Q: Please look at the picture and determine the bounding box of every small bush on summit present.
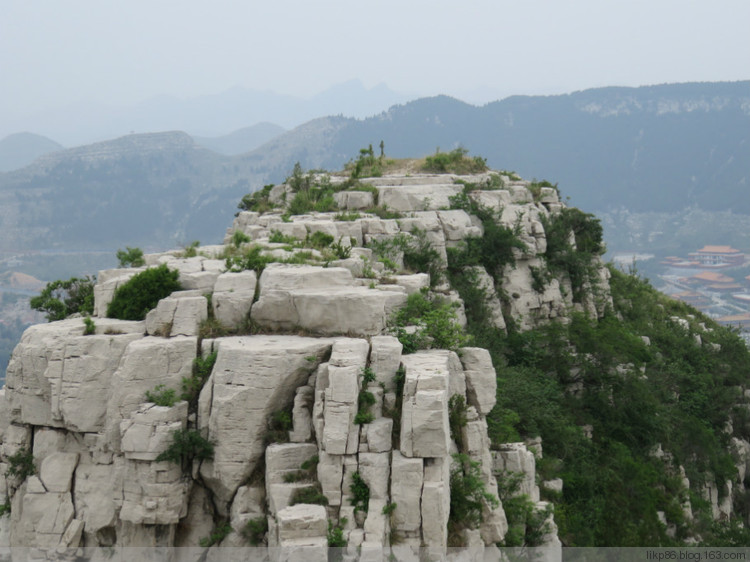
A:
[422,147,487,174]
[106,264,181,321]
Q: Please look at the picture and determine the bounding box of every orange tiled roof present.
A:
[696,245,741,254]
[692,271,735,283]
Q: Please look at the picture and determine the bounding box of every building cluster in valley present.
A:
[658,246,750,338]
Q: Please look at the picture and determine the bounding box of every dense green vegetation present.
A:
[390,291,469,352]
[541,207,605,301]
[106,264,181,320]
[450,250,750,545]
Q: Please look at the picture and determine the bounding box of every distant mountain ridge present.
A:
[0,81,746,258]
[0,132,63,172]
[308,81,749,214]
[192,122,286,155]
[0,79,410,146]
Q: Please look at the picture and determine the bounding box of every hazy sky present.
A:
[2,0,749,118]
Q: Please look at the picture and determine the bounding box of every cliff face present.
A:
[5,167,725,554]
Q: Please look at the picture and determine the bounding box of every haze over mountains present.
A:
[0,79,411,148]
[0,80,747,265]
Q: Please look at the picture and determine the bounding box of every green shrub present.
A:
[353,410,375,425]
[345,145,382,179]
[446,204,525,281]
[285,167,339,214]
[448,394,468,450]
[145,384,178,407]
[6,448,35,480]
[268,230,298,245]
[232,230,251,248]
[497,471,552,547]
[327,518,348,547]
[529,265,552,293]
[31,276,96,322]
[284,455,319,483]
[0,500,10,517]
[106,265,181,321]
[391,291,469,352]
[156,429,213,473]
[307,231,334,249]
[199,522,232,547]
[237,184,276,213]
[361,366,376,385]
[355,367,378,425]
[349,472,370,513]
[527,180,558,201]
[290,485,329,506]
[540,207,604,302]
[369,229,444,285]
[422,147,487,174]
[182,351,217,405]
[242,516,268,546]
[448,454,498,544]
[401,228,444,286]
[264,408,293,444]
[329,237,352,259]
[498,169,522,181]
[116,246,145,268]
[225,246,275,274]
[385,365,406,446]
[181,241,200,258]
[83,316,96,335]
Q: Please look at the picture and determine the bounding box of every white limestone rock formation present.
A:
[0,168,592,553]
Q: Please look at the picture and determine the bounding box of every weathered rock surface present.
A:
[198,336,333,509]
[0,169,586,552]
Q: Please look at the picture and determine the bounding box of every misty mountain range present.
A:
[0,80,747,268]
[0,79,411,148]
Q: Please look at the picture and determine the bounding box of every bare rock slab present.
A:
[199,336,333,508]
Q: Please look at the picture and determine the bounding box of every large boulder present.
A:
[212,271,257,328]
[145,293,208,337]
[106,336,196,446]
[5,320,143,431]
[459,347,497,415]
[252,287,406,337]
[198,336,332,509]
[400,351,462,458]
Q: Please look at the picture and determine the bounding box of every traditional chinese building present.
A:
[687,245,744,268]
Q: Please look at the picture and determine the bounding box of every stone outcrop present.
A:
[0,169,587,555]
